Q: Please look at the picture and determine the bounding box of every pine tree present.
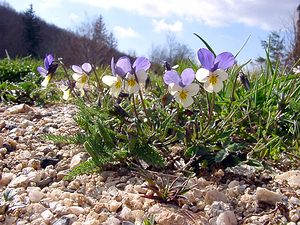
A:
[22,4,41,57]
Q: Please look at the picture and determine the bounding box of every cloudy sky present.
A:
[4,0,299,63]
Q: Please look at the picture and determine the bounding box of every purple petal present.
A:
[133,57,151,73]
[163,70,181,85]
[181,68,195,86]
[213,52,235,70]
[37,66,47,77]
[72,65,83,74]
[115,56,132,77]
[111,57,116,76]
[197,48,215,71]
[82,63,92,73]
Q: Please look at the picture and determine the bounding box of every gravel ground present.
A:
[0,103,300,225]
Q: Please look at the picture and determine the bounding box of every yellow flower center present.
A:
[128,78,136,87]
[79,74,88,84]
[115,79,122,89]
[179,90,188,100]
[209,75,218,85]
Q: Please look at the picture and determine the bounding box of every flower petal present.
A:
[213,52,235,70]
[72,65,83,74]
[197,48,215,70]
[133,57,151,72]
[62,89,71,100]
[164,70,181,85]
[44,54,53,69]
[136,70,148,83]
[110,86,122,98]
[181,68,195,86]
[214,69,228,81]
[175,95,194,108]
[116,56,132,77]
[37,67,48,77]
[196,68,210,83]
[204,79,224,93]
[102,75,118,86]
[127,82,139,94]
[41,75,51,87]
[186,83,200,96]
[111,57,116,76]
[82,63,92,73]
[168,83,182,95]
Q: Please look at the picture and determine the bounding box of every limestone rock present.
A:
[216,211,237,225]
[255,187,282,205]
[205,190,228,205]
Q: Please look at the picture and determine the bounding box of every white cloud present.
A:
[72,0,298,30]
[113,26,140,38]
[152,19,182,33]
[69,13,79,22]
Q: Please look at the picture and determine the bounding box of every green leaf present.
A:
[193,33,216,56]
[214,149,229,163]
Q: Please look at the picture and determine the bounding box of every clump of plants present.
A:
[0,56,61,105]
[39,34,300,180]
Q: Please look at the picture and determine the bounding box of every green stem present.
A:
[91,65,103,93]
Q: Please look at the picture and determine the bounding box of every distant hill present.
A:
[0,3,127,66]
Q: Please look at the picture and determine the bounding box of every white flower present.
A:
[72,63,92,89]
[196,68,228,93]
[293,66,300,74]
[168,83,200,108]
[125,71,147,94]
[102,75,123,97]
[41,75,51,87]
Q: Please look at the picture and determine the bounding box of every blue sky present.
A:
[4,0,299,64]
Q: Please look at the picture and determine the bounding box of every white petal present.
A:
[136,70,148,83]
[82,63,92,73]
[215,69,228,81]
[62,90,71,100]
[212,79,224,93]
[41,76,51,87]
[175,95,194,108]
[204,80,224,93]
[186,83,199,96]
[127,83,139,94]
[168,83,182,95]
[196,68,210,83]
[72,73,82,81]
[110,86,121,98]
[203,81,214,93]
[102,75,117,86]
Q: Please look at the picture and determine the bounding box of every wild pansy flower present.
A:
[164,68,200,108]
[113,56,150,94]
[102,57,126,97]
[196,48,235,93]
[60,80,74,100]
[293,66,300,74]
[72,63,92,90]
[37,54,58,87]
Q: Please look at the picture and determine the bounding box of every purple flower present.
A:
[110,56,151,94]
[163,68,200,108]
[37,54,58,87]
[196,48,235,93]
[164,68,195,87]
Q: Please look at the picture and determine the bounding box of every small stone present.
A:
[57,171,68,180]
[104,217,121,225]
[0,136,3,147]
[28,159,41,170]
[27,203,47,214]
[276,170,300,188]
[0,172,14,186]
[134,185,147,194]
[28,187,44,202]
[119,206,132,220]
[291,214,300,223]
[108,200,122,212]
[8,175,29,188]
[52,216,71,225]
[216,211,237,225]
[41,209,54,223]
[86,211,99,221]
[70,152,89,169]
[205,190,228,205]
[6,104,34,114]
[69,206,85,215]
[290,197,300,206]
[255,187,282,205]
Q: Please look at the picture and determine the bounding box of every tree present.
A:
[149,34,193,66]
[22,4,41,57]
